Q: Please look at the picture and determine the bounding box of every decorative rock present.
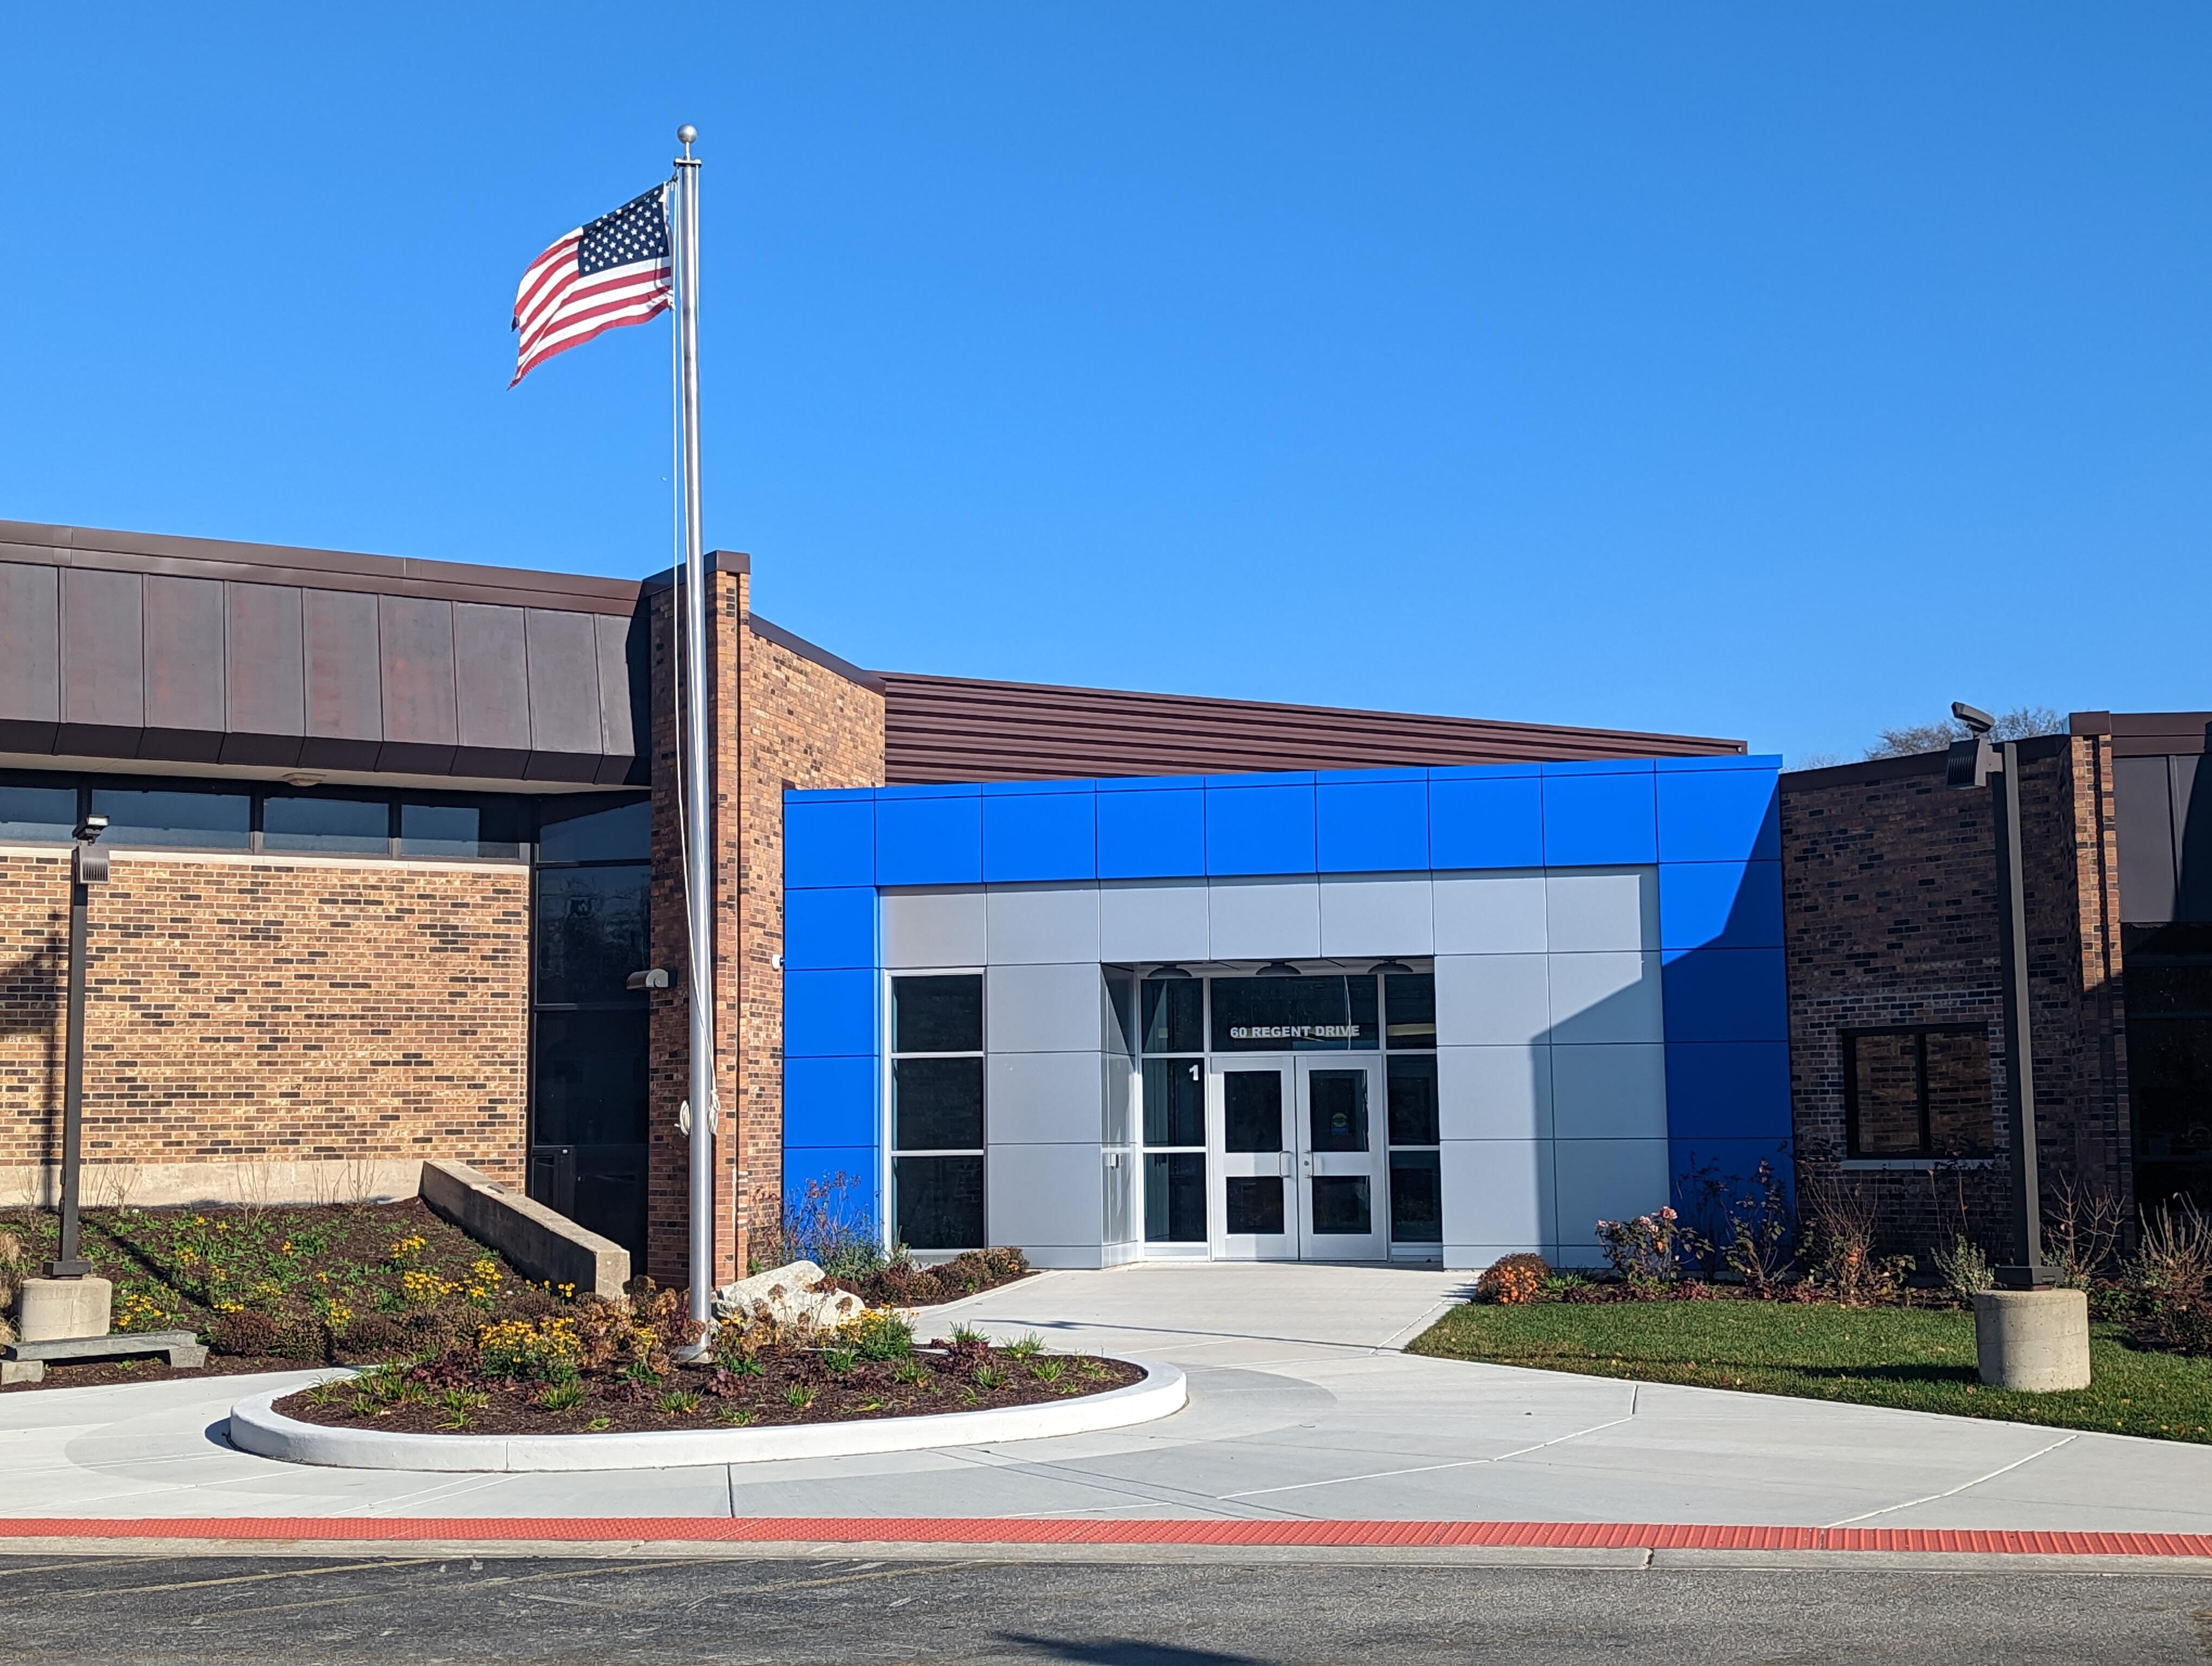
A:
[711,1259,865,1333]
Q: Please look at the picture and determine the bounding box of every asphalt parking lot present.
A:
[2,1552,2209,1664]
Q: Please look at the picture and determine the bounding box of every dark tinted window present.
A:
[1144,1152,1206,1242]
[896,1155,984,1250]
[894,1057,986,1150]
[535,866,651,1004]
[1844,1027,1992,1158]
[1389,1151,1442,1242]
[893,975,982,1054]
[1384,973,1436,1049]
[92,787,249,849]
[1310,1175,1372,1235]
[0,784,75,842]
[401,799,528,859]
[1226,1176,1284,1235]
[262,794,389,855]
[1141,977,1203,1054]
[1212,976,1378,1052]
[538,795,651,863]
[1142,1057,1205,1147]
[1387,1055,1440,1146]
[532,1009,650,1145]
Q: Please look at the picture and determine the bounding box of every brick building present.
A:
[0,518,1755,1283]
[1780,714,2212,1260]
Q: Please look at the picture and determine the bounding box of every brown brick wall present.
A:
[0,849,528,1187]
[736,603,886,1267]
[1781,739,2131,1259]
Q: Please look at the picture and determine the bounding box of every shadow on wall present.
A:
[0,935,63,1197]
[1508,791,1789,1270]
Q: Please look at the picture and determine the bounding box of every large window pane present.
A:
[2132,1017,2212,1160]
[894,1056,985,1150]
[1390,1151,1443,1242]
[0,784,75,842]
[262,793,389,855]
[1211,976,1378,1052]
[1307,1069,1370,1154]
[1924,1030,1994,1157]
[534,865,650,1004]
[400,799,527,859]
[1847,1031,1922,1156]
[1142,1057,1205,1147]
[532,1008,648,1145]
[1141,977,1203,1054]
[538,795,651,863]
[896,1155,984,1250]
[1387,1055,1440,1146]
[1144,1152,1206,1242]
[893,975,982,1054]
[1384,973,1436,1049]
[92,787,249,849]
[1223,1069,1284,1153]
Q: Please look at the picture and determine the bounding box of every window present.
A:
[2123,943,2212,1207]
[1843,1026,1994,1158]
[0,784,75,842]
[1384,983,1442,1244]
[892,973,985,1250]
[1209,975,1379,1052]
[400,799,529,860]
[92,787,250,849]
[526,793,652,1258]
[262,794,390,855]
[1140,973,1206,1242]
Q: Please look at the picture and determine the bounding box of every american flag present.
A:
[510,185,673,387]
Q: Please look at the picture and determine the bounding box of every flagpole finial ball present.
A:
[677,125,697,146]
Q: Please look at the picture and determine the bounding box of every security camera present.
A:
[73,813,108,842]
[1951,702,1995,736]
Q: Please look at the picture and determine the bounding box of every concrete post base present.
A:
[15,1276,112,1344]
[1972,1287,2091,1392]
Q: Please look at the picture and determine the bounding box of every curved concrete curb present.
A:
[227,1356,1185,1473]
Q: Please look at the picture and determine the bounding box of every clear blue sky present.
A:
[5,5,2209,764]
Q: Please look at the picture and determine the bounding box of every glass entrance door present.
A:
[1210,1058,1297,1259]
[1295,1056,1387,1260]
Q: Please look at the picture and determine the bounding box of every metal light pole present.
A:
[43,815,108,1280]
[1944,704,2053,1289]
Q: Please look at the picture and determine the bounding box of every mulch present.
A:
[271,1345,1140,1437]
[0,1353,321,1394]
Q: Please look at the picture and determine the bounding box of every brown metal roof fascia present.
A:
[748,615,886,695]
[1782,733,2073,791]
[2101,711,2212,757]
[877,671,1745,784]
[0,518,647,617]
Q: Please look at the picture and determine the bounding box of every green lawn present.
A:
[1407,1299,2212,1444]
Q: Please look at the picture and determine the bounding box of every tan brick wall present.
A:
[737,606,885,1266]
[0,848,528,1191]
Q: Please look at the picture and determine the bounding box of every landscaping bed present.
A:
[1409,1298,2212,1443]
[272,1305,1136,1437]
[821,1246,1031,1309]
[0,1199,577,1387]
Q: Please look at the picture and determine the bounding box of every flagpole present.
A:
[673,124,716,1334]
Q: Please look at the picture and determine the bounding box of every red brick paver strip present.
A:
[0,1518,2205,1558]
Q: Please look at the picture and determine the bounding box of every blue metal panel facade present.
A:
[782,755,1787,1248]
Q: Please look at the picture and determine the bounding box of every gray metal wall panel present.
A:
[451,603,532,778]
[140,575,227,761]
[221,582,305,766]
[300,588,383,771]
[57,567,144,755]
[0,561,60,752]
[591,612,639,785]
[375,595,459,774]
[2115,754,2177,925]
[523,608,605,781]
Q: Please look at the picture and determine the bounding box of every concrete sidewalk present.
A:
[5,1263,2211,1535]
